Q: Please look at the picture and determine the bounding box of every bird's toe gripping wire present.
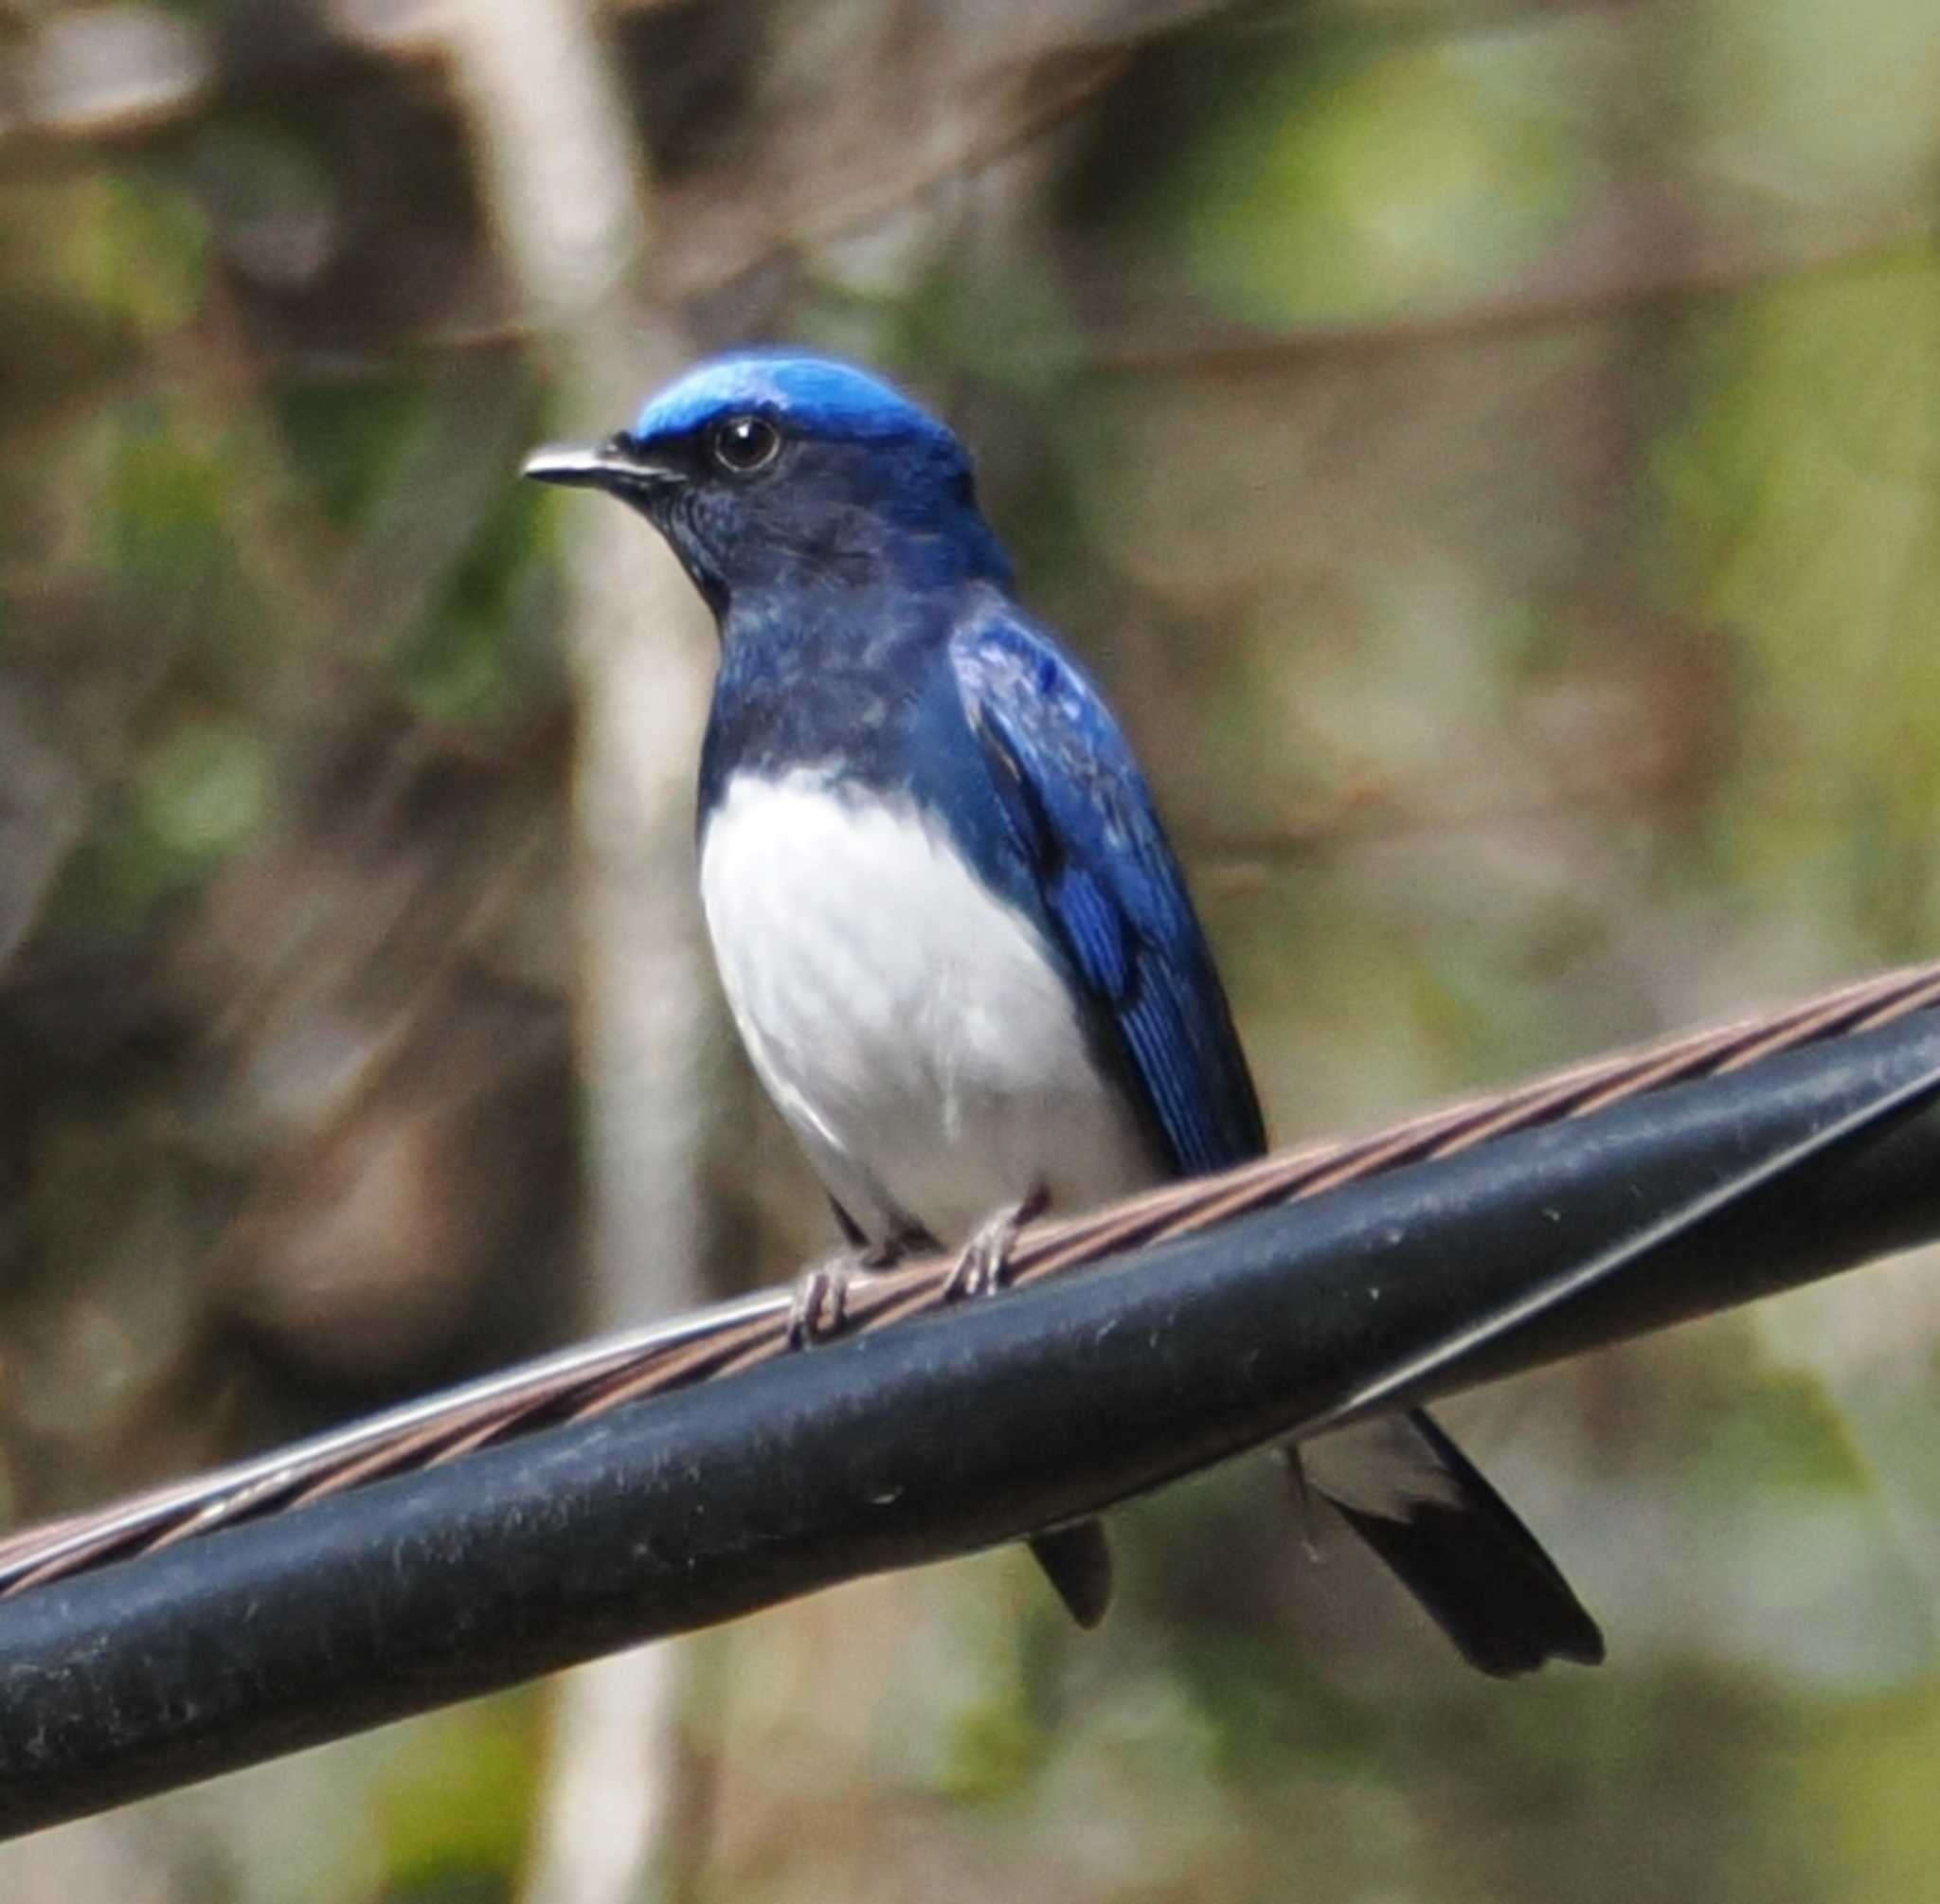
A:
[785,1257,856,1349]
[785,1230,915,1349]
[942,1184,1051,1304]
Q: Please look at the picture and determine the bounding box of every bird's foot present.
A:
[786,1236,905,1350]
[942,1184,1050,1304]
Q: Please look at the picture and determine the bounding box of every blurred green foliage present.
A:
[1178,32,1590,323]
[377,1698,544,1897]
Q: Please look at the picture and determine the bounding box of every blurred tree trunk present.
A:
[443,3,720,1899]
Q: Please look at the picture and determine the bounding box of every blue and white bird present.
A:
[524,350,1603,1674]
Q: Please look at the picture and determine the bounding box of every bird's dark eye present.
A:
[707,415,781,476]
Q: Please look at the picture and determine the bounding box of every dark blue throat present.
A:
[696,578,995,820]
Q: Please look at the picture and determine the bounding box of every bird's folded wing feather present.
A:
[949,613,1265,1176]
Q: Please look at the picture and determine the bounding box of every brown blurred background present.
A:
[3,0,1939,1898]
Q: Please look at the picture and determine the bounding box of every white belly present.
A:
[698,769,1161,1244]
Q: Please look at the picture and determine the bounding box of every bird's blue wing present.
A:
[947,611,1265,1177]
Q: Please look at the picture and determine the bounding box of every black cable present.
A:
[2,1007,1938,1836]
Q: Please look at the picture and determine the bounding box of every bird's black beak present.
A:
[521,436,681,501]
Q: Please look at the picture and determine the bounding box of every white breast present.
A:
[698,768,1161,1245]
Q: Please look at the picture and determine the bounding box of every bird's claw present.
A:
[789,1191,1046,1347]
[786,1257,855,1349]
[943,1183,1050,1303]
[786,1234,907,1349]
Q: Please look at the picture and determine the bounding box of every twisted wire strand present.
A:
[5,958,1938,1599]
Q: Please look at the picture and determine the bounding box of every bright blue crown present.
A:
[630,350,954,450]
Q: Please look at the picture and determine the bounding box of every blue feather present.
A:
[948,610,1266,1177]
[631,352,952,452]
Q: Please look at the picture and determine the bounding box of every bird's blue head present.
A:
[523,351,1013,616]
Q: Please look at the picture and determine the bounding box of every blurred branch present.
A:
[4,961,1940,1836]
[0,0,680,144]
[0,3,1143,336]
[13,3,1928,384]
[421,144,1939,376]
[1184,782,1698,884]
[1082,213,1940,373]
